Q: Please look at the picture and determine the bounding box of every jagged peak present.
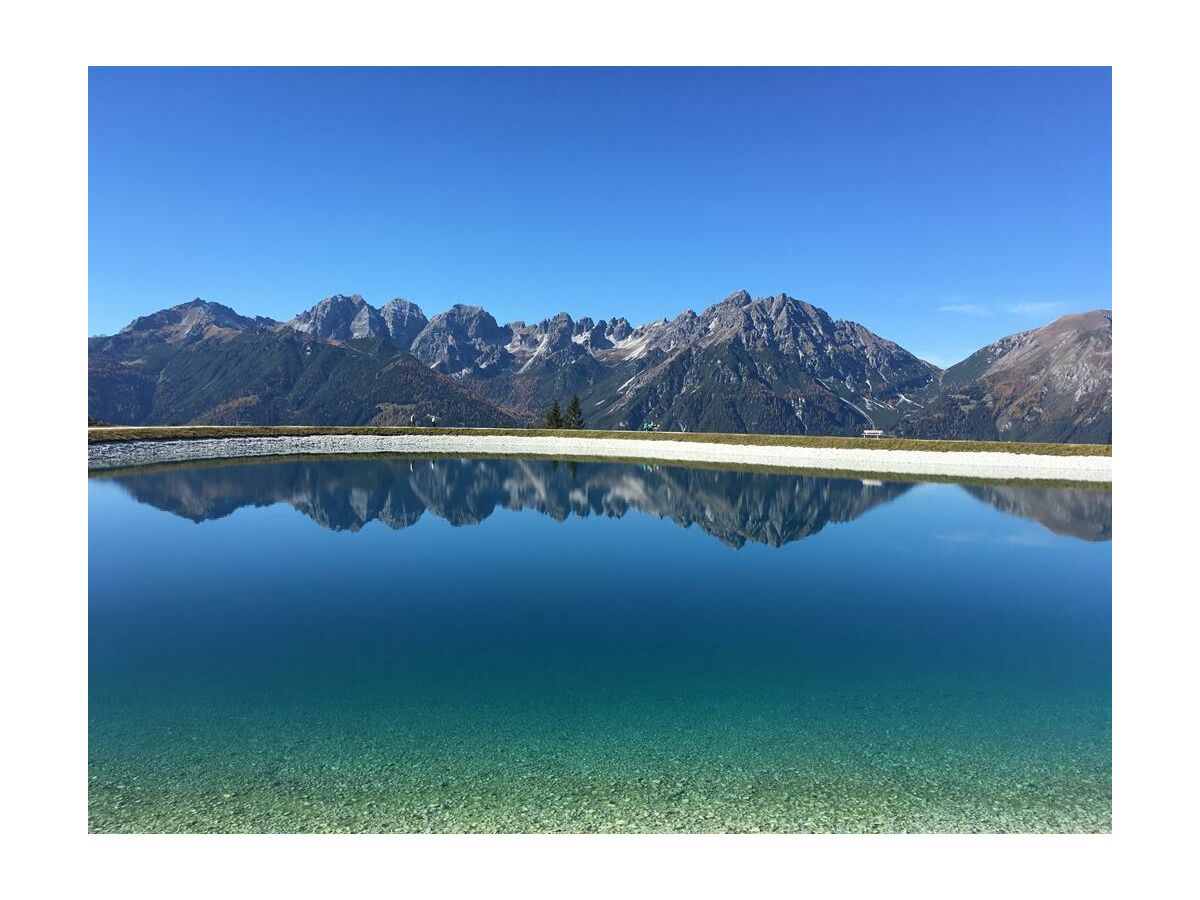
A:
[317,292,366,306]
[543,311,574,327]
[381,297,425,315]
[289,293,368,320]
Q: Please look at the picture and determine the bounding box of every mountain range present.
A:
[896,310,1112,443]
[89,291,1112,442]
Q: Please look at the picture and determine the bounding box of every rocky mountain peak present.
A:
[378,298,428,350]
[572,317,614,350]
[442,304,506,339]
[541,312,576,345]
[723,289,752,306]
[120,298,270,343]
[380,297,425,319]
[408,304,513,375]
[287,294,389,342]
[605,317,634,342]
[899,309,1112,443]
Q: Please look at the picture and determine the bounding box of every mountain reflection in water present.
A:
[100,457,1111,548]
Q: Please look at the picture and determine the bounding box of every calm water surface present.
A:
[88,457,1111,832]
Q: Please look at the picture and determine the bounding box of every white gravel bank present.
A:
[88,434,1112,483]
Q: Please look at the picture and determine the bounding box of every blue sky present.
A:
[89,67,1110,366]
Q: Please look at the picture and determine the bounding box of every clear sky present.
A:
[89,67,1110,366]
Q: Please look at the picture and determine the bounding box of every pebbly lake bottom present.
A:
[88,456,1111,833]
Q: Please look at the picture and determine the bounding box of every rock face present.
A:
[378,299,428,350]
[408,305,513,375]
[897,311,1112,443]
[287,294,431,349]
[287,294,389,342]
[89,293,1112,441]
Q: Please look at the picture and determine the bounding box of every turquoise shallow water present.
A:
[88,457,1111,832]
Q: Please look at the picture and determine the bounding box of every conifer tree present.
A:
[543,401,563,428]
[564,394,584,429]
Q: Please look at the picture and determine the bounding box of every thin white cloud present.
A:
[939,531,1054,548]
[938,303,992,316]
[936,531,988,543]
[938,300,1069,318]
[1002,533,1052,548]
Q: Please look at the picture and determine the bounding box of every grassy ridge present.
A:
[88,425,1112,457]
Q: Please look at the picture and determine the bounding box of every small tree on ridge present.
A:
[564,395,584,429]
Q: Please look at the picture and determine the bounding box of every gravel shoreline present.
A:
[88,434,1112,482]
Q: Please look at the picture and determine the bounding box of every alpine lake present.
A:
[89,455,1111,833]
